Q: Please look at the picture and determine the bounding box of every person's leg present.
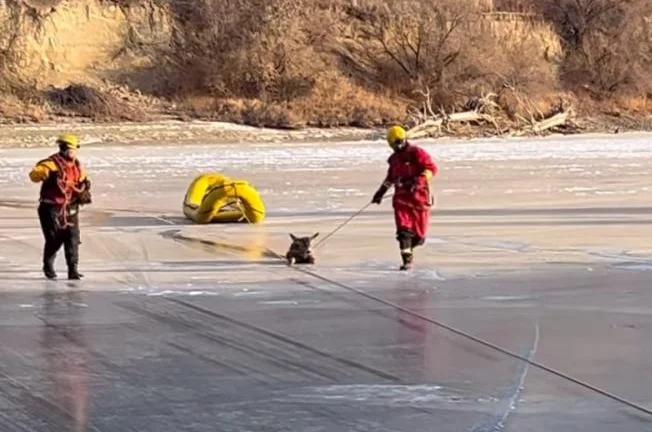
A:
[64,213,82,280]
[39,204,63,279]
[411,235,425,249]
[394,205,417,270]
[413,206,430,246]
[396,230,415,270]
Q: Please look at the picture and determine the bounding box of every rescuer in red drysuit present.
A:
[29,134,92,280]
[372,126,438,270]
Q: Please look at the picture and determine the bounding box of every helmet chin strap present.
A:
[392,141,407,152]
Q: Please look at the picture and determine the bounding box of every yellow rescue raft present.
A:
[183,173,266,224]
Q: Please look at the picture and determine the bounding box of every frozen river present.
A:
[0,131,650,431]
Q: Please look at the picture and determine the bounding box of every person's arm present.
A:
[372,167,394,204]
[416,148,437,181]
[29,159,57,183]
[75,163,92,205]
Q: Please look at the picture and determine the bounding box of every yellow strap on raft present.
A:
[183,173,266,224]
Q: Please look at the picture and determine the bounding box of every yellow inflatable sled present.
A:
[183,173,266,224]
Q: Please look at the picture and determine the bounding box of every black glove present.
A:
[76,179,92,205]
[372,185,389,204]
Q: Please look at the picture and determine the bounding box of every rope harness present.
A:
[49,154,84,229]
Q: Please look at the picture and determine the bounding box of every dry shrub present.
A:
[341,0,481,98]
[538,0,652,99]
[179,75,405,128]
[468,17,560,120]
[0,78,48,122]
[338,0,560,114]
[0,92,47,122]
[561,29,651,98]
[3,0,647,125]
[292,74,406,127]
[493,0,536,13]
[168,0,404,126]
[497,88,573,122]
[180,95,223,116]
[240,101,303,129]
[179,96,302,128]
[165,0,568,126]
[612,96,652,114]
[183,97,250,123]
[169,0,323,101]
[46,84,146,121]
[174,0,649,121]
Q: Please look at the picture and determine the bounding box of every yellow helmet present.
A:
[386,126,407,149]
[56,134,80,149]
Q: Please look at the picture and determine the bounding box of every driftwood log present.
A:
[407,91,575,139]
[408,111,499,139]
[531,109,571,133]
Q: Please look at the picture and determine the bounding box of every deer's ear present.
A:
[311,232,320,240]
[290,234,298,241]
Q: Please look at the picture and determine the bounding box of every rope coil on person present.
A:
[51,154,84,229]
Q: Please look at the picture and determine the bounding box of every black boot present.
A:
[68,267,83,280]
[43,262,57,280]
[399,252,414,271]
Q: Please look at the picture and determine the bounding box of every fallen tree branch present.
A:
[512,108,574,136]
[408,109,498,139]
[408,90,575,138]
[532,110,570,133]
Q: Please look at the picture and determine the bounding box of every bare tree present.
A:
[537,0,652,95]
[357,0,476,86]
[538,0,624,50]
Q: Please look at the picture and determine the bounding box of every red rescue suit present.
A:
[383,144,438,242]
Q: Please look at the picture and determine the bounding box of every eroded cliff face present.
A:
[0,0,173,88]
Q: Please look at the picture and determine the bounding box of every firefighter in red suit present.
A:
[29,134,91,280]
[372,126,438,270]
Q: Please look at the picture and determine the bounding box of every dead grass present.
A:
[179,74,406,128]
[0,79,48,122]
[612,97,652,114]
[1,0,650,127]
[291,74,406,127]
[45,84,147,121]
[0,92,47,122]
[164,0,569,127]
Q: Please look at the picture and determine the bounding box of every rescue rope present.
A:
[313,203,372,250]
[232,183,251,224]
[31,191,647,417]
[276,257,652,417]
[264,215,652,417]
[313,195,393,250]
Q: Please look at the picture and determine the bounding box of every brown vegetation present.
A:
[163,0,565,128]
[46,85,146,121]
[535,0,652,99]
[0,0,650,131]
